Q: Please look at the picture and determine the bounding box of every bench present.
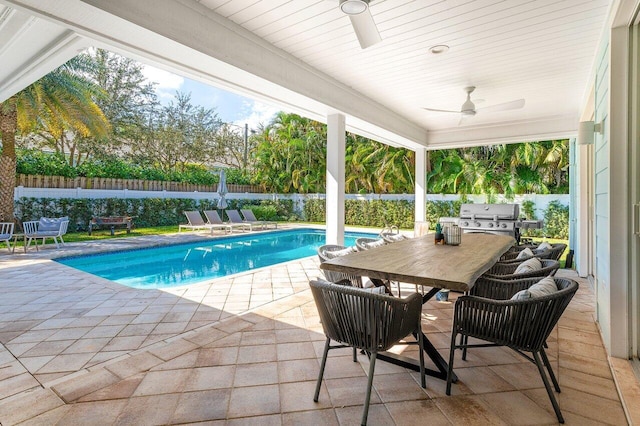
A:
[88,216,134,236]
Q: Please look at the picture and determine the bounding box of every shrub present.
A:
[543,200,569,239]
[425,200,465,227]
[14,197,296,230]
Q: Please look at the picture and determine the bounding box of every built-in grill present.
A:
[458,203,543,244]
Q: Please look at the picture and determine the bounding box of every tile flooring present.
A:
[0,231,636,425]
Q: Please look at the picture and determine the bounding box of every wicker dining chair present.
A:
[503,243,567,262]
[447,276,578,423]
[310,279,425,426]
[499,247,553,263]
[380,232,409,243]
[483,259,560,280]
[355,237,386,252]
[317,244,363,288]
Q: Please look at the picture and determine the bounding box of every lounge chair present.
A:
[240,209,277,229]
[0,222,15,252]
[225,209,257,231]
[23,217,69,250]
[203,210,246,234]
[178,211,212,232]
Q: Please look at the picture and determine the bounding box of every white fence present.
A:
[14,186,569,218]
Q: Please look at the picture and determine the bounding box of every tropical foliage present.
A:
[0,56,109,220]
[427,141,569,195]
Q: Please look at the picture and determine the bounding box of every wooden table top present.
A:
[320,233,515,292]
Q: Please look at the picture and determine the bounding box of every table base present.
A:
[372,283,458,382]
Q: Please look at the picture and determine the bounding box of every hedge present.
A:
[15,196,569,239]
[303,198,569,239]
[15,198,296,231]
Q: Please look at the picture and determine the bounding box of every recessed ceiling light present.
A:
[429,45,449,55]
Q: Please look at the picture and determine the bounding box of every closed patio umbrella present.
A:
[217,169,229,217]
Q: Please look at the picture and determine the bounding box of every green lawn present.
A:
[12,225,179,249]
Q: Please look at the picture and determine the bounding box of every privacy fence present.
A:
[13,183,569,237]
[15,174,261,193]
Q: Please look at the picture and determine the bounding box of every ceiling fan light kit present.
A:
[340,0,368,15]
[337,0,381,49]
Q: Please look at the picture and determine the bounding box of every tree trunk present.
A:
[0,97,17,222]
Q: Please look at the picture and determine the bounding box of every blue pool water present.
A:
[57,229,375,289]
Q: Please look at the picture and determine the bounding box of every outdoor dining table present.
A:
[320,232,515,381]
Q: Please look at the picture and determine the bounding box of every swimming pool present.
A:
[57,229,376,289]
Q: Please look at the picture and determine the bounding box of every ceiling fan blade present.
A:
[349,9,381,49]
[422,107,461,114]
[477,99,525,114]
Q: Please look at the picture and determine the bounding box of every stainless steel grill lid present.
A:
[459,203,519,220]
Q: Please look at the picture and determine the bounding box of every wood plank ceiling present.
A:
[197,0,610,132]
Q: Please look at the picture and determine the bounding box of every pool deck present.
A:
[0,227,636,425]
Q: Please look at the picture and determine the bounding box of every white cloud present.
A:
[234,100,279,130]
[141,64,184,100]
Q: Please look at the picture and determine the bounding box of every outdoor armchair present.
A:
[380,232,409,243]
[354,237,386,252]
[23,217,69,249]
[317,244,363,288]
[310,279,425,426]
[504,242,567,262]
[0,222,14,252]
[499,247,553,263]
[447,276,578,423]
[483,259,560,280]
[240,209,277,229]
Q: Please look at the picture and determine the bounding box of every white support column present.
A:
[326,114,346,245]
[415,148,427,222]
[413,148,429,236]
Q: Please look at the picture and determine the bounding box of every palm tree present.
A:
[0,56,108,221]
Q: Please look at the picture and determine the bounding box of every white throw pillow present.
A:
[318,278,386,294]
[386,234,407,242]
[364,239,386,249]
[537,242,553,251]
[516,247,534,259]
[511,276,558,301]
[325,246,355,259]
[514,257,542,274]
[353,285,387,295]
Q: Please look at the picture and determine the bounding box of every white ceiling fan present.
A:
[336,0,382,49]
[422,86,525,118]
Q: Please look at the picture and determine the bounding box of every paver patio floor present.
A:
[0,231,632,425]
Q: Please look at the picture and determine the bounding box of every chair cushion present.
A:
[537,242,553,251]
[0,234,10,240]
[516,247,534,259]
[38,217,66,232]
[325,246,355,259]
[317,278,386,294]
[354,285,386,294]
[364,239,386,249]
[385,234,407,242]
[511,276,558,301]
[514,257,542,274]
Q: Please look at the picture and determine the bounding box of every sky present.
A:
[141,64,280,131]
